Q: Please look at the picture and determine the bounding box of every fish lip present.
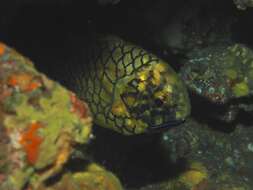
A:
[148,119,186,131]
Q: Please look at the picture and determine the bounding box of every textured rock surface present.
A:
[158,119,253,190]
[233,0,253,10]
[122,119,253,190]
[179,43,253,124]
[37,163,123,190]
[0,42,123,190]
[180,44,253,104]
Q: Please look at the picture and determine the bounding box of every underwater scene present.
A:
[0,0,253,189]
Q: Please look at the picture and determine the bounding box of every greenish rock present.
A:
[180,43,253,123]
[0,42,93,190]
[157,119,253,190]
[181,43,253,103]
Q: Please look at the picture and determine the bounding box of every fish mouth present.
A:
[148,119,186,132]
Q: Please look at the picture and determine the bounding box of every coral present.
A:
[0,41,124,190]
[7,73,42,93]
[0,42,93,190]
[0,42,6,56]
[36,163,123,190]
[178,162,208,188]
[232,81,249,97]
[19,122,44,165]
[73,163,123,190]
[70,93,89,119]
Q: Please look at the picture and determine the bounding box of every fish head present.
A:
[112,61,191,135]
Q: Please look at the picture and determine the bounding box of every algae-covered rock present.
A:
[72,163,123,190]
[157,119,253,190]
[159,161,209,190]
[0,42,93,189]
[37,163,123,190]
[180,43,253,123]
[180,43,253,103]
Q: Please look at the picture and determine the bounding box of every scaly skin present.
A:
[71,36,190,135]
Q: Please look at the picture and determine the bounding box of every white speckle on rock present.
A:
[247,143,253,152]
[163,135,169,141]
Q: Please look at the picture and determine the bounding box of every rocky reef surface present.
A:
[0,42,123,190]
[233,0,253,10]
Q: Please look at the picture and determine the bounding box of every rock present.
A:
[37,163,123,190]
[0,42,123,190]
[233,0,253,10]
[180,43,253,124]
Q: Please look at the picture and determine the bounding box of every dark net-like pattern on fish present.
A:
[74,37,159,134]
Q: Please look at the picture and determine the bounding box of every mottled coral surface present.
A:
[0,42,109,190]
